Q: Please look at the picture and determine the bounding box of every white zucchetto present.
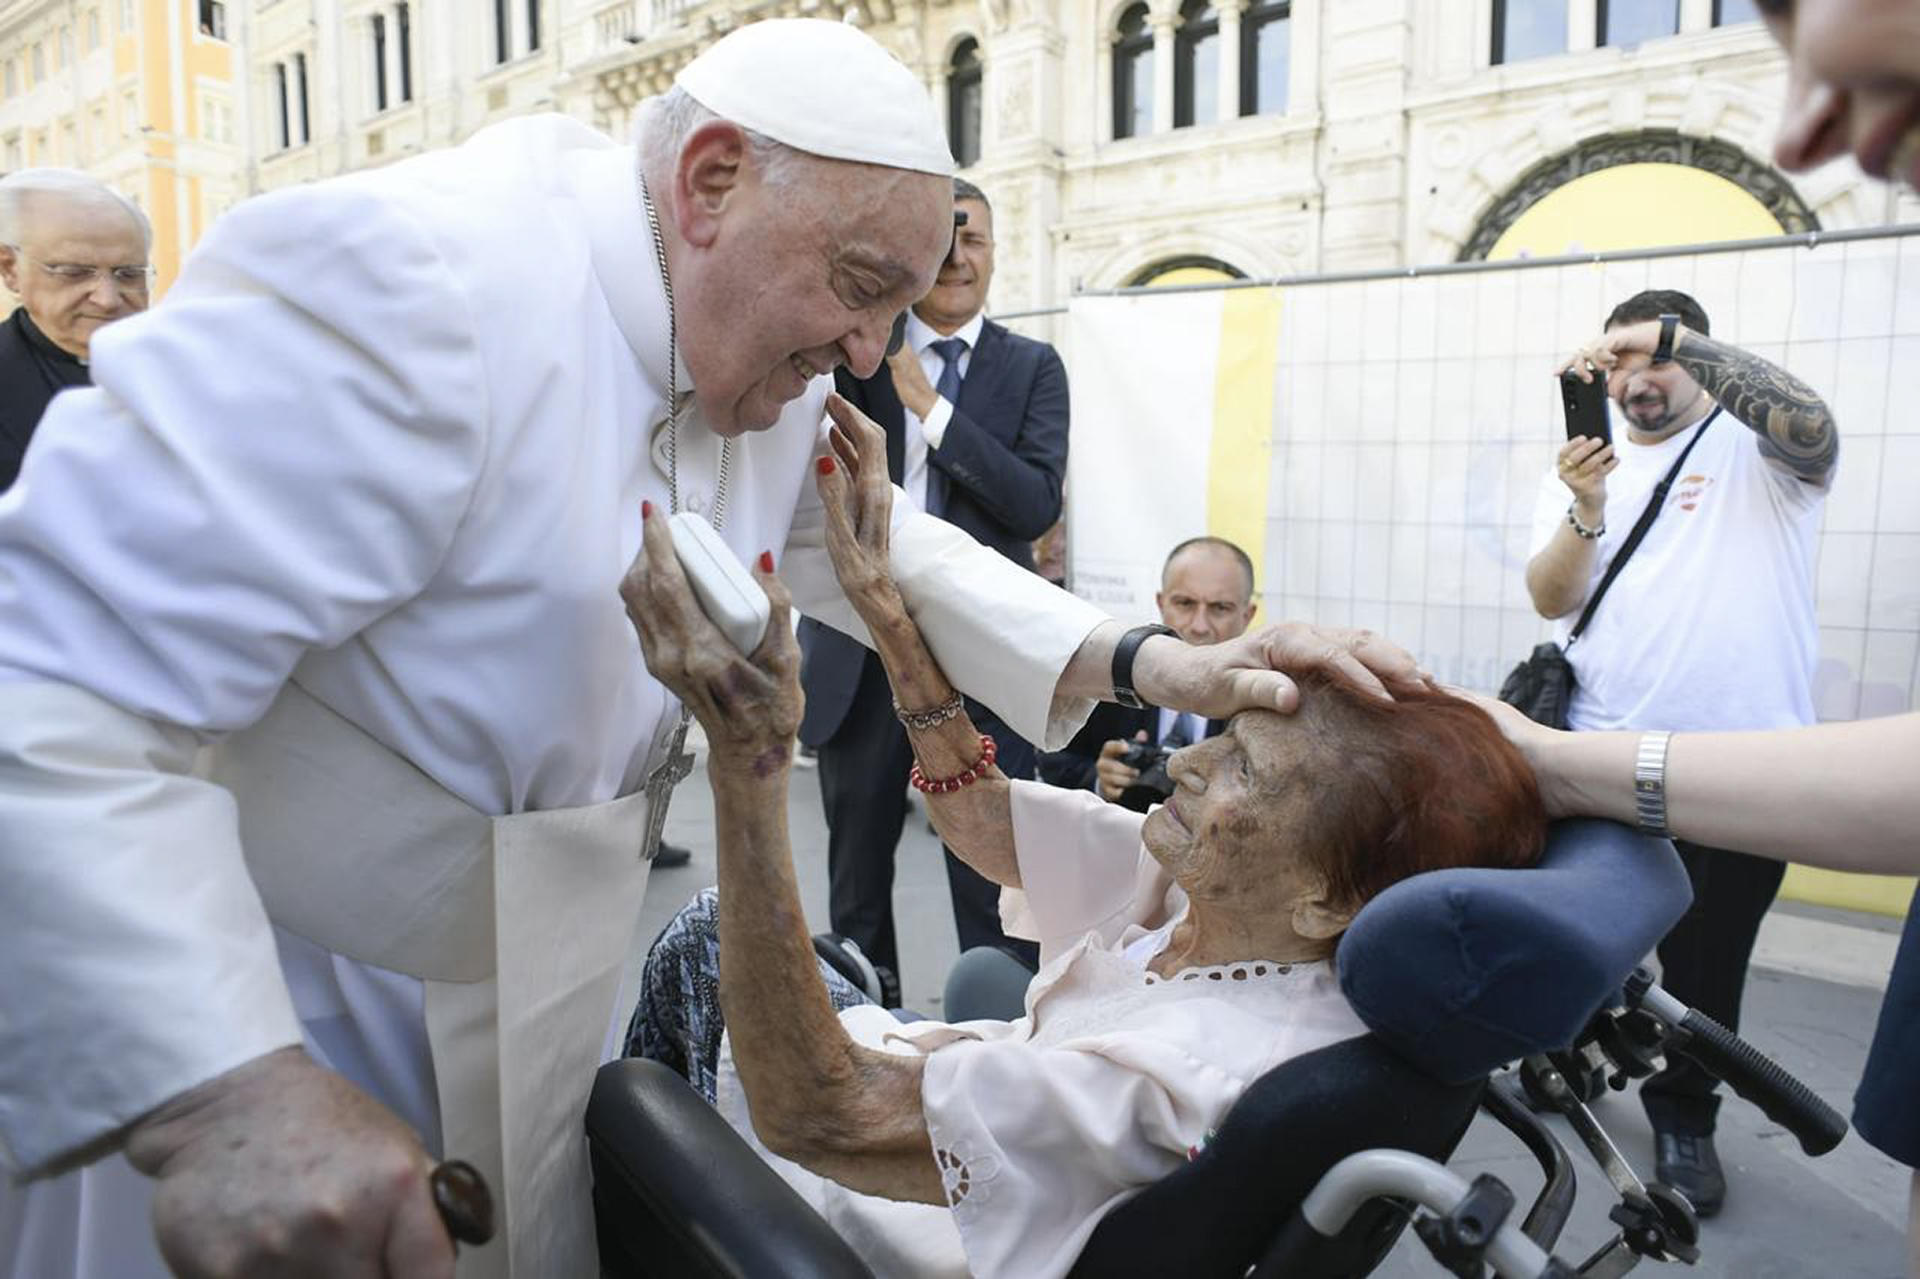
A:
[675,19,957,178]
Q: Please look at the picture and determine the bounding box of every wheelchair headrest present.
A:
[1335,817,1689,1084]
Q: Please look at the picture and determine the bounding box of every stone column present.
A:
[1568,0,1598,52]
[1217,0,1245,122]
[1150,4,1177,134]
[1678,0,1713,32]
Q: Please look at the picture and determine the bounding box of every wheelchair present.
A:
[584,818,1848,1277]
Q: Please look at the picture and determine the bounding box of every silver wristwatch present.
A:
[1634,730,1673,836]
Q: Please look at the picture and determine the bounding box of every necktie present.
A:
[924,337,967,518]
[930,337,967,403]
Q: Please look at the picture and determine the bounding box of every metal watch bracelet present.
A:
[1634,730,1673,836]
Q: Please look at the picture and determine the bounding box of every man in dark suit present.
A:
[1040,537,1257,801]
[798,178,1068,992]
[0,169,151,493]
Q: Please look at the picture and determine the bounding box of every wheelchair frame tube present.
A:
[1298,1150,1560,1279]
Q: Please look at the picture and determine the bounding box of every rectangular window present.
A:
[1600,0,1680,47]
[121,87,137,136]
[119,0,132,31]
[3,61,15,97]
[1174,20,1219,129]
[397,3,413,102]
[87,10,101,49]
[58,28,72,68]
[3,134,21,169]
[32,42,46,80]
[494,0,510,63]
[371,14,388,112]
[1492,0,1567,64]
[294,51,311,143]
[198,0,226,40]
[275,61,290,148]
[1712,0,1759,23]
[527,0,541,52]
[1240,2,1290,117]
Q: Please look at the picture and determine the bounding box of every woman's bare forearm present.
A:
[853,589,1019,887]
[1534,714,1920,874]
[707,759,943,1202]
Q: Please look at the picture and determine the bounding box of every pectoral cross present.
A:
[641,708,696,862]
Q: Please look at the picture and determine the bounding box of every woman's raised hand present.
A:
[816,393,900,616]
[618,505,801,767]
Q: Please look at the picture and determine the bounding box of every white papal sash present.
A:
[207,681,656,1279]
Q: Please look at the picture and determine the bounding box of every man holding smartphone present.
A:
[1523,288,1839,1219]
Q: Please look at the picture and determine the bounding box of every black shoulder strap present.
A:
[1568,408,1719,643]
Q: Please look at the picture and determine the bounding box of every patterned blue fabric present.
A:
[625,887,875,1104]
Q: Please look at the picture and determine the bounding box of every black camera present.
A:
[1115,739,1177,813]
[885,209,970,357]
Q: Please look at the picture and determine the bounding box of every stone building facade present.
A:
[0,0,245,289]
[14,0,1916,305]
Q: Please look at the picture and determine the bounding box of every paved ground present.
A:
[635,751,1910,1278]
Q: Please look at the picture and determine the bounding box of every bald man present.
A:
[1039,536,1259,805]
[0,168,151,492]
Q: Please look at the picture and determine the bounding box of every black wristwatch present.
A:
[1112,623,1176,710]
[1651,313,1680,366]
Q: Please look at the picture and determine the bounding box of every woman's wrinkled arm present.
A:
[818,396,1020,889]
[619,505,942,1203]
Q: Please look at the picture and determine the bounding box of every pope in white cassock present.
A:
[0,18,1413,1279]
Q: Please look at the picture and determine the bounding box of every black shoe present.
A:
[653,841,692,869]
[1654,1131,1725,1218]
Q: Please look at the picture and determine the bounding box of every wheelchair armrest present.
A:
[587,1059,875,1279]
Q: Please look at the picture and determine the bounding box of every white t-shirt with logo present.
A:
[1526,410,1826,733]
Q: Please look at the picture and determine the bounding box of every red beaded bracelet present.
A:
[910,734,997,795]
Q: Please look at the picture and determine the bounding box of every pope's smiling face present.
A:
[666,122,952,436]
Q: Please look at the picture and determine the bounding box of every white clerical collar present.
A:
[906,308,984,355]
[570,139,696,405]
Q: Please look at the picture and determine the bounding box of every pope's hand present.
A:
[619,504,801,766]
[124,1047,455,1279]
[1132,622,1426,720]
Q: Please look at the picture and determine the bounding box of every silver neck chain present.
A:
[637,171,732,530]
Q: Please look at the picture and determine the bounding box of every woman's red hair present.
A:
[1286,671,1547,911]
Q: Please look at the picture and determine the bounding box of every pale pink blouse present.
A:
[716,780,1367,1278]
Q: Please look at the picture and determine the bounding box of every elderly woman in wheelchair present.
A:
[616,403,1549,1277]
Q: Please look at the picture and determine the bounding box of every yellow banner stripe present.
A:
[1206,289,1283,626]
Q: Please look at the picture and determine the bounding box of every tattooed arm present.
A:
[1670,328,1839,483]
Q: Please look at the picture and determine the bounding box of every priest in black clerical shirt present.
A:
[0,169,152,492]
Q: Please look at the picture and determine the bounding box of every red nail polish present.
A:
[817,456,836,475]
[758,551,774,573]
[641,500,652,518]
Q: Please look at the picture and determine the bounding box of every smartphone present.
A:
[1559,370,1611,446]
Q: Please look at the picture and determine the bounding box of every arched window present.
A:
[1173,0,1219,129]
[1129,256,1247,287]
[1238,0,1290,117]
[948,37,983,167]
[1112,3,1154,140]
[1601,0,1679,48]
